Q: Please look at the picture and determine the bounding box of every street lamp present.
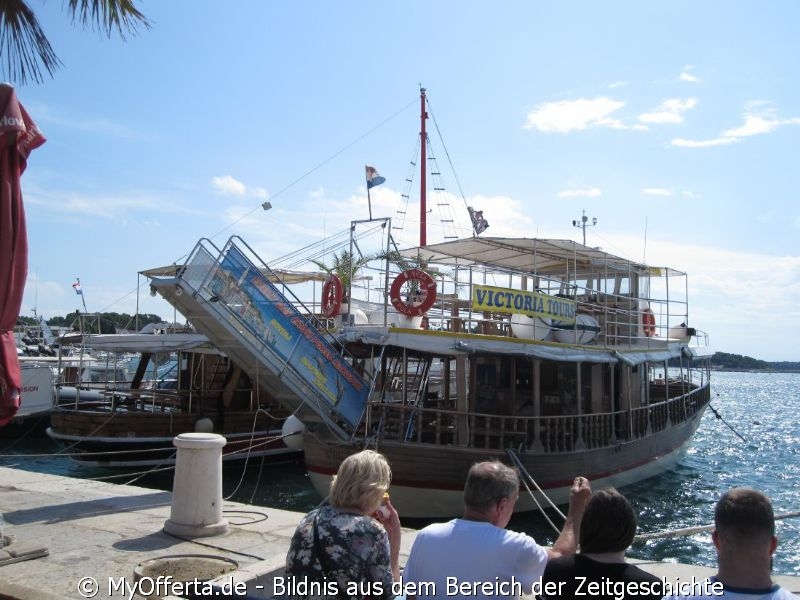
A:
[572,209,597,245]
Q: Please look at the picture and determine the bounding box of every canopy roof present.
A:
[141,265,328,285]
[401,237,685,278]
[74,333,217,354]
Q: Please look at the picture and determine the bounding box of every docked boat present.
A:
[45,331,301,467]
[0,363,57,438]
[146,88,713,517]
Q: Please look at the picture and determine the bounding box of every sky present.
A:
[10,1,800,361]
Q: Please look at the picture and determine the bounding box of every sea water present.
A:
[2,371,798,575]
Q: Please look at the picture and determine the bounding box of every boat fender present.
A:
[282,415,305,451]
[389,269,437,317]
[641,308,656,337]
[321,274,343,318]
[194,417,214,433]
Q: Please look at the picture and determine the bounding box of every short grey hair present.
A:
[715,487,775,542]
[464,461,519,512]
[329,450,391,512]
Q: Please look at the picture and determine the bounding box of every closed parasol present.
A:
[0,84,45,426]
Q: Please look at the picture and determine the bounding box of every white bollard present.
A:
[164,432,229,537]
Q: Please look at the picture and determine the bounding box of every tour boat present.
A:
[146,88,713,516]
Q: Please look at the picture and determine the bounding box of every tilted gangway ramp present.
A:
[147,237,369,441]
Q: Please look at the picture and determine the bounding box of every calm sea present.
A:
[2,371,798,575]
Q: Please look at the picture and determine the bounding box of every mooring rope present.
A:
[634,511,800,542]
[506,448,565,535]
[708,402,747,443]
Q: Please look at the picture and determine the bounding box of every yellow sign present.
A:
[471,285,576,324]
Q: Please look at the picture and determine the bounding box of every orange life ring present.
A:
[641,308,656,337]
[321,274,343,318]
[389,269,437,317]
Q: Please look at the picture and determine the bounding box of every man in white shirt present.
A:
[666,488,798,600]
[402,461,592,600]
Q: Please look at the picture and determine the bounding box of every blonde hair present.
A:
[329,450,391,512]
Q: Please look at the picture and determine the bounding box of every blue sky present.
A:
[13,1,800,360]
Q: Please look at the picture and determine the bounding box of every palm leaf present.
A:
[0,0,61,84]
[67,0,151,39]
[0,0,150,85]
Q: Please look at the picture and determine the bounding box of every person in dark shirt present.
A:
[541,487,661,600]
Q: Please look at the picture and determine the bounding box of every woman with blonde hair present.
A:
[285,449,401,599]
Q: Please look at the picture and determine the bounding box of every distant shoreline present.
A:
[710,368,800,374]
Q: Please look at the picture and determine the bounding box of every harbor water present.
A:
[2,370,798,575]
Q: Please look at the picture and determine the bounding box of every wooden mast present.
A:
[420,87,428,247]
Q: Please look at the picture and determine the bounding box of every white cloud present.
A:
[212,175,270,200]
[642,188,672,196]
[212,175,247,196]
[679,66,701,83]
[24,186,184,220]
[558,187,603,198]
[524,98,627,133]
[671,104,800,148]
[608,81,628,89]
[671,136,739,148]
[25,102,149,140]
[722,114,800,138]
[682,190,702,199]
[638,98,698,124]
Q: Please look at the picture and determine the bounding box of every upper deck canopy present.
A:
[401,237,685,278]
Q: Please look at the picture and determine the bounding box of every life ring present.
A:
[389,269,437,317]
[321,274,343,318]
[641,308,656,337]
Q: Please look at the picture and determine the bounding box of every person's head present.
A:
[579,488,636,554]
[714,488,776,551]
[329,450,391,513]
[463,461,519,527]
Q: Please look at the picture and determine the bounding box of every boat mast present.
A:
[420,87,428,247]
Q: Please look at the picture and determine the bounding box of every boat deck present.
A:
[0,467,797,599]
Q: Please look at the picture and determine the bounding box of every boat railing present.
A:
[341,289,695,350]
[371,383,711,452]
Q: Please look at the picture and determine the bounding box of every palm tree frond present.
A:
[0,0,63,84]
[67,0,152,39]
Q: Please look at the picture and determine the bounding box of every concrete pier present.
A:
[0,466,797,599]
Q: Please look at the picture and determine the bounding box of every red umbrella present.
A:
[0,84,45,426]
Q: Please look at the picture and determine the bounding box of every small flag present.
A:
[468,207,489,235]
[72,280,83,295]
[366,165,386,189]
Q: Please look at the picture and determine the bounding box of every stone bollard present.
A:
[164,433,229,537]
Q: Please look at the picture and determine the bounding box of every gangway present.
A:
[147,237,369,441]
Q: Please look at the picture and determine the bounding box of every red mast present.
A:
[419,87,428,247]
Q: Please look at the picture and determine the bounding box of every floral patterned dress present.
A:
[285,504,394,600]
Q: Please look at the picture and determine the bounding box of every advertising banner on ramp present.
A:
[207,245,368,429]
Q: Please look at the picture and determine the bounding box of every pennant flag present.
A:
[72,280,83,295]
[468,207,489,235]
[365,165,386,189]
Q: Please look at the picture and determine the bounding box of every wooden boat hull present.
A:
[303,394,708,518]
[47,406,300,467]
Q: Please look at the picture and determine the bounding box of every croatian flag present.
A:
[72,280,83,295]
[365,165,386,189]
